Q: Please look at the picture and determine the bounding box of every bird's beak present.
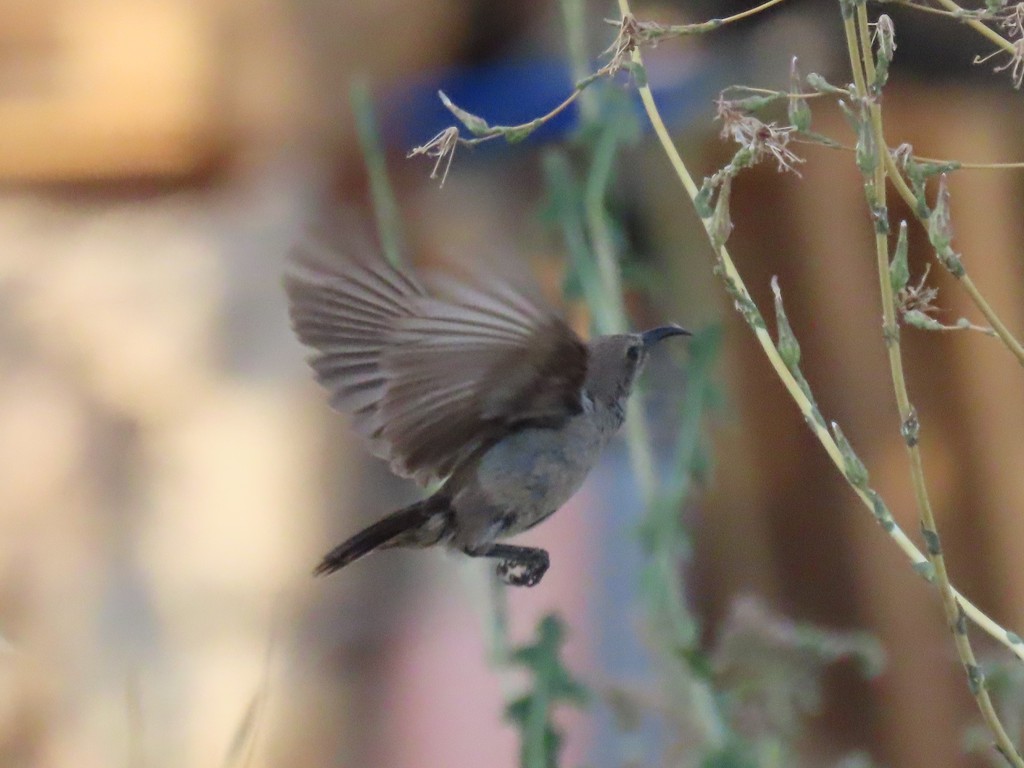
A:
[641,324,692,349]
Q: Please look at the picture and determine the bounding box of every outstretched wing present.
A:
[285,239,588,486]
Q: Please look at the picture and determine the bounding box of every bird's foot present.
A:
[463,543,551,587]
[496,550,549,587]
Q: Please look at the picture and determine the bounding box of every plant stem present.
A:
[958,274,1024,365]
[559,0,597,123]
[846,6,1022,762]
[350,78,406,267]
[720,0,790,25]
[610,0,1024,671]
[932,0,1020,55]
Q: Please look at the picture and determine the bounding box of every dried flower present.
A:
[891,143,914,168]
[715,96,805,175]
[601,14,686,76]
[602,14,642,76]
[1002,3,1024,39]
[973,6,1024,88]
[407,126,460,187]
[897,264,940,316]
[872,14,897,61]
[898,269,994,335]
[992,38,1024,88]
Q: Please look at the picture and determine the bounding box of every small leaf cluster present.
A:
[505,615,589,768]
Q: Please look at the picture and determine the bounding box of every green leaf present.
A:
[771,276,802,371]
[902,309,945,331]
[695,178,716,219]
[438,90,491,136]
[832,422,869,489]
[504,614,590,768]
[806,72,849,95]
[912,560,936,583]
[710,174,734,249]
[853,112,876,174]
[731,94,785,112]
[927,175,966,278]
[799,130,842,148]
[868,490,895,532]
[890,221,909,294]
[927,174,953,253]
[503,122,538,143]
[701,742,758,768]
[505,696,530,725]
[789,97,812,133]
[872,15,895,90]
[920,525,942,557]
[789,57,812,131]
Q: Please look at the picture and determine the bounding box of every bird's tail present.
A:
[313,496,451,577]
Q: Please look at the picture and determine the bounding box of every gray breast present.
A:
[473,413,609,533]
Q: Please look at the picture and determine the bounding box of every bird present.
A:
[284,235,690,587]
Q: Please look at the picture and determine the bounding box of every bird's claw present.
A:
[496,551,550,587]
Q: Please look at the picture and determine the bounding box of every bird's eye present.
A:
[626,345,641,362]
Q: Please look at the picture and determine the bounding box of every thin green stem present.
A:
[959,274,1024,365]
[850,7,1023,763]
[639,0,791,38]
[461,89,585,146]
[351,78,406,267]
[560,0,597,123]
[720,0,789,24]
[881,0,969,18]
[523,681,549,768]
[913,158,1024,170]
[932,0,1020,56]
[889,0,1018,57]
[584,125,630,336]
[723,84,829,99]
[804,140,1024,171]
[843,9,870,97]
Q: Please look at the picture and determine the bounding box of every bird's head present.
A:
[584,325,691,407]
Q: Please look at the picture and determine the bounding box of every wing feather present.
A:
[285,238,588,486]
[285,238,427,451]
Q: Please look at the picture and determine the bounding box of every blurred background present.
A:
[2,1,1024,767]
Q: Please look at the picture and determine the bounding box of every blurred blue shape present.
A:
[379,54,721,158]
